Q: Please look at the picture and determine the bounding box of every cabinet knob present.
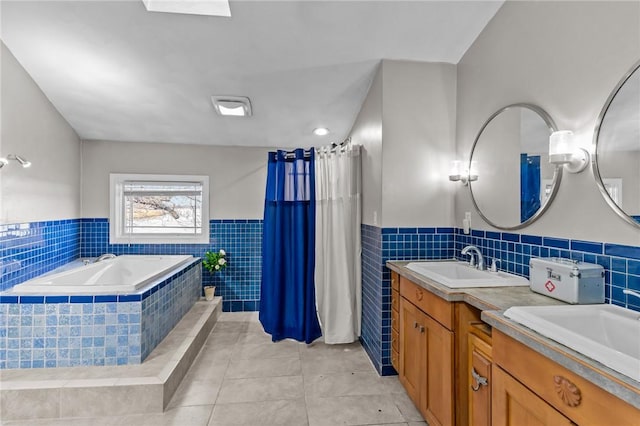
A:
[553,375,582,407]
[471,368,488,391]
[413,321,418,328]
[419,325,425,333]
[416,289,423,301]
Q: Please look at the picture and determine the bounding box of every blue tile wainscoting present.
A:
[0,260,200,369]
[0,220,80,292]
[80,218,262,312]
[1,218,262,312]
[361,224,456,376]
[363,224,640,377]
[454,228,640,311]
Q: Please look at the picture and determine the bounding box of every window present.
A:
[110,174,209,244]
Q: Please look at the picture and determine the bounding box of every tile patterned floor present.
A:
[3,312,427,426]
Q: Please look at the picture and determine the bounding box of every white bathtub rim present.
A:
[4,255,201,296]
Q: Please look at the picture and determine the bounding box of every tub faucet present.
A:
[623,289,640,302]
[461,245,485,270]
[94,253,116,263]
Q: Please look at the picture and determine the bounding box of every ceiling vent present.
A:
[211,96,252,117]
[142,0,231,17]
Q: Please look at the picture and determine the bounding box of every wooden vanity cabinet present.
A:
[492,329,640,426]
[391,271,400,372]
[398,276,454,426]
[467,323,492,426]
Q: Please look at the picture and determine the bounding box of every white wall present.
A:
[456,1,640,244]
[81,140,271,219]
[349,63,383,226]
[381,60,456,228]
[1,43,81,223]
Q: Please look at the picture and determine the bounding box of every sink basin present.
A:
[405,261,529,288]
[504,304,640,382]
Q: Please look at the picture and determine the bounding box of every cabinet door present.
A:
[468,333,492,426]
[422,313,454,426]
[399,298,423,405]
[492,366,573,426]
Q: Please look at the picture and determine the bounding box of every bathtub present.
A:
[9,255,194,295]
[1,254,202,368]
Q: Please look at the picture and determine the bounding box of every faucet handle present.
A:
[468,253,476,268]
[490,258,500,272]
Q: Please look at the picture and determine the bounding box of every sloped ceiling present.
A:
[1,1,503,148]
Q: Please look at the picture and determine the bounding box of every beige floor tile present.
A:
[217,312,258,322]
[231,341,301,360]
[299,341,363,358]
[2,417,114,426]
[203,331,240,347]
[0,388,60,421]
[211,322,249,334]
[225,356,301,379]
[301,349,374,376]
[216,376,304,404]
[107,405,214,426]
[167,380,222,408]
[208,399,308,426]
[381,375,407,394]
[392,392,424,422]
[304,371,390,397]
[306,394,405,426]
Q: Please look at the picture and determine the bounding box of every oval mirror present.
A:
[469,104,562,230]
[593,61,640,228]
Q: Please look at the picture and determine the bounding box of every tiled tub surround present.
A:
[0,219,80,292]
[81,218,262,312]
[1,218,262,311]
[362,224,640,377]
[0,258,201,369]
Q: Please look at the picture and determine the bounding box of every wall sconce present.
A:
[0,154,31,170]
[549,131,589,173]
[449,160,478,185]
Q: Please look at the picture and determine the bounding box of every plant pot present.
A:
[204,286,216,301]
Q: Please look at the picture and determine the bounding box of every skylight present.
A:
[142,0,231,17]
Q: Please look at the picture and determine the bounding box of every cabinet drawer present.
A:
[391,271,400,291]
[493,330,640,425]
[391,290,400,313]
[400,276,453,330]
[391,307,399,332]
[391,349,399,371]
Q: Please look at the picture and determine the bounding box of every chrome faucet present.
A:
[623,289,640,301]
[94,253,116,263]
[461,245,485,270]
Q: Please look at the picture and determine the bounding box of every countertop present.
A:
[386,260,640,411]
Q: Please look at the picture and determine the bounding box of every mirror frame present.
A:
[468,103,562,230]
[592,59,640,229]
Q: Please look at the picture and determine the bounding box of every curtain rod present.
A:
[282,137,352,159]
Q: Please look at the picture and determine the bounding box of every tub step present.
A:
[0,298,221,421]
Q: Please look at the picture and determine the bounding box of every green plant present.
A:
[202,249,227,273]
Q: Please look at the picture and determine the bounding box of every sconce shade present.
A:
[548,130,589,173]
[449,160,462,181]
[549,130,574,164]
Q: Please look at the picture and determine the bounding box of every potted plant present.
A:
[202,249,227,300]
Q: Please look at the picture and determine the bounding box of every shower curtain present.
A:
[314,144,362,344]
[259,149,322,344]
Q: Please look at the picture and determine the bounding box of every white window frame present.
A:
[109,173,210,244]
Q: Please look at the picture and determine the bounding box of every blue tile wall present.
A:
[0,261,200,369]
[361,224,456,376]
[455,229,640,312]
[80,218,262,312]
[0,220,80,292]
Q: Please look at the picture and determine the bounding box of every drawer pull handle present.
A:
[471,368,488,391]
[419,325,425,333]
[553,375,582,407]
[414,321,418,328]
[416,289,424,301]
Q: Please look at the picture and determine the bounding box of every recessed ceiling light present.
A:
[142,0,231,17]
[313,127,330,136]
[211,96,252,117]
